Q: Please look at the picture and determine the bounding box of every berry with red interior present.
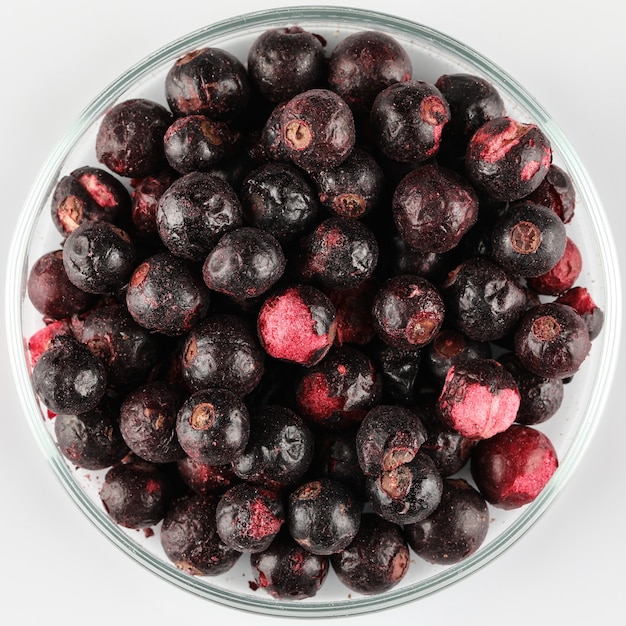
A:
[527,236,582,295]
[522,163,576,224]
[555,286,604,340]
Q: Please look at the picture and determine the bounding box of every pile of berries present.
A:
[26,25,603,600]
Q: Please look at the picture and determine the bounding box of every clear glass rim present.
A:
[5,5,622,618]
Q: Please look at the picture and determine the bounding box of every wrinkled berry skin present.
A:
[404,478,489,564]
[279,88,356,172]
[165,47,250,120]
[465,116,552,202]
[216,483,284,553]
[522,163,576,224]
[442,257,527,342]
[426,328,492,382]
[370,81,450,163]
[176,456,238,496]
[372,275,445,350]
[156,172,243,262]
[331,513,409,595]
[555,286,604,340]
[527,236,582,295]
[393,164,479,253]
[287,478,361,555]
[490,202,567,277]
[328,30,412,113]
[370,341,422,405]
[96,98,172,178]
[125,252,210,336]
[176,388,250,465]
[181,314,265,395]
[250,531,329,599]
[232,405,314,489]
[471,424,558,509]
[248,27,326,103]
[161,494,241,576]
[32,335,107,415]
[514,302,591,379]
[63,220,137,295]
[27,250,96,320]
[51,166,131,237]
[299,217,379,290]
[130,169,178,239]
[203,227,286,299]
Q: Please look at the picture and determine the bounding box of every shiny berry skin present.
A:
[125,252,210,336]
[62,220,137,295]
[514,302,591,378]
[257,284,337,367]
[527,236,582,295]
[156,171,243,262]
[490,202,567,277]
[370,80,450,163]
[392,164,479,253]
[215,483,284,553]
[328,30,412,112]
[522,163,576,224]
[160,494,241,576]
[176,388,249,465]
[372,275,445,350]
[287,478,361,555]
[165,47,250,120]
[32,335,107,415]
[404,478,489,564]
[250,531,329,599]
[465,116,552,202]
[247,27,326,103]
[437,358,520,440]
[96,98,172,178]
[330,512,409,595]
[370,341,422,405]
[471,424,558,509]
[299,216,379,290]
[555,286,604,340]
[202,227,286,299]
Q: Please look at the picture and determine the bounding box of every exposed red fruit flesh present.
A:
[247,498,284,539]
[297,372,346,422]
[27,320,72,369]
[528,237,582,295]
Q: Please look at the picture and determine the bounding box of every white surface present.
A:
[1,0,624,623]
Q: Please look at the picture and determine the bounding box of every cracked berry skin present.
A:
[27,250,96,320]
[32,335,107,415]
[216,483,284,553]
[356,404,427,477]
[248,27,326,103]
[51,166,131,237]
[522,163,576,224]
[287,478,361,556]
[279,88,356,173]
[370,80,450,163]
[556,286,604,340]
[404,478,489,564]
[465,116,552,202]
[62,220,137,295]
[130,169,178,240]
[490,202,567,278]
[331,512,409,595]
[471,424,558,509]
[257,284,337,367]
[119,380,186,463]
[328,30,412,113]
[372,275,445,350]
[527,236,582,295]
[299,216,379,290]
[499,352,564,425]
[442,257,527,342]
[176,388,250,465]
[437,358,520,440]
[54,404,129,470]
[203,227,286,299]
[100,459,174,529]
[125,252,210,336]
[96,98,172,178]
[250,530,329,600]
[366,451,443,525]
[514,302,591,379]
[295,346,381,430]
[176,456,238,496]
[165,47,250,120]
[156,172,243,262]
[163,115,242,174]
[161,494,241,576]
[370,341,422,405]
[232,405,314,490]
[241,162,319,243]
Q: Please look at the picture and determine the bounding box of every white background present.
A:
[1,0,625,623]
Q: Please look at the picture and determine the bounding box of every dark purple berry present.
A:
[527,236,582,295]
[370,341,422,405]
[130,169,177,239]
[521,163,576,223]
[555,286,604,340]
[176,456,237,496]
[326,279,377,347]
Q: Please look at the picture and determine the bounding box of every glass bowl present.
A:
[5,5,621,618]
